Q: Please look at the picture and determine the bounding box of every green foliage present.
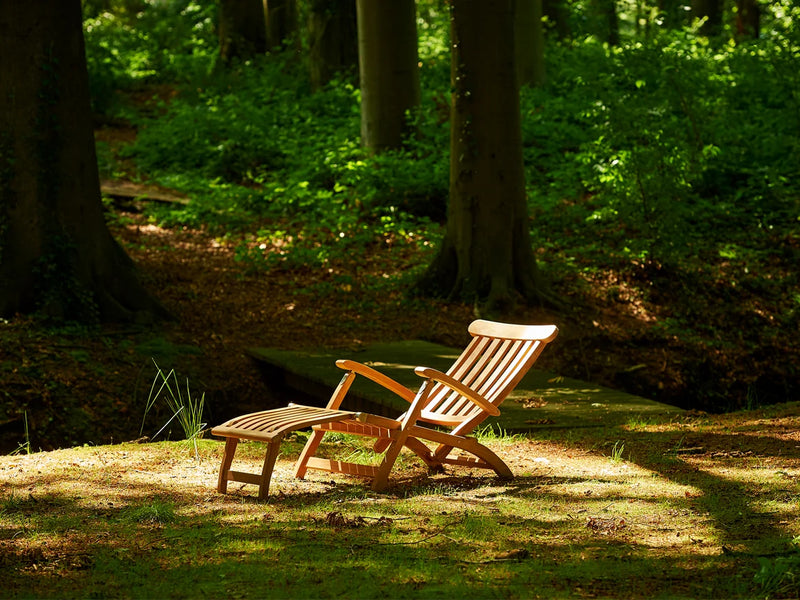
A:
[84,1,217,114]
[610,440,626,462]
[416,0,450,62]
[127,75,446,277]
[129,83,289,183]
[82,4,800,256]
[754,549,800,599]
[473,424,524,444]
[525,33,800,267]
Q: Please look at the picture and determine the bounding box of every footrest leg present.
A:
[258,436,283,499]
[218,437,239,494]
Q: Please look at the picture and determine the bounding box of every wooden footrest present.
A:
[211,404,356,499]
[212,405,355,442]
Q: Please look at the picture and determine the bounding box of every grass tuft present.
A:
[122,499,177,526]
[143,360,206,460]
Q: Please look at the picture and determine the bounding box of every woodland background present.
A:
[1,0,798,452]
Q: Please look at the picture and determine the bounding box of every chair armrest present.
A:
[414,366,501,417]
[336,359,416,403]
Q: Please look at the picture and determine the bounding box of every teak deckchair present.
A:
[211,320,558,498]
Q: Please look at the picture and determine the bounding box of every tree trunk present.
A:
[692,0,723,36]
[0,0,167,323]
[218,0,267,63]
[357,0,421,152]
[735,0,760,41]
[266,0,299,50]
[308,0,358,91]
[658,0,687,29]
[416,0,546,315]
[593,0,620,45]
[543,0,571,40]
[515,0,546,87]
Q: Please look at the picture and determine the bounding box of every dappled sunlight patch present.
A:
[2,415,798,598]
[582,268,659,326]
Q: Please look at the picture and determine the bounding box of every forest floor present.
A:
[2,403,799,598]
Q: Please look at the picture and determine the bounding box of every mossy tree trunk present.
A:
[416,0,548,315]
[356,0,421,153]
[0,0,167,323]
[592,0,620,46]
[308,0,358,91]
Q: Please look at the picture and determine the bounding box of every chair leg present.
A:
[217,437,239,494]
[432,439,513,479]
[294,428,326,479]
[432,443,454,463]
[371,381,432,491]
[370,437,408,492]
[373,438,392,453]
[464,441,514,479]
[258,437,283,500]
[404,437,438,468]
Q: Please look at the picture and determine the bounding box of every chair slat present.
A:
[437,338,516,417]
[424,337,489,413]
[460,338,508,389]
[437,339,540,420]
[489,341,541,398]
[446,336,491,380]
[430,338,504,415]
[475,340,533,401]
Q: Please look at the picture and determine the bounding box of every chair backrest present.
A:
[419,320,558,428]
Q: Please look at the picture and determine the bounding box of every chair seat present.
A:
[211,405,355,442]
[210,404,356,499]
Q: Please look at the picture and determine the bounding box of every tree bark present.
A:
[266,0,299,50]
[356,0,421,152]
[515,0,546,87]
[658,0,687,29]
[308,0,358,91]
[543,0,571,40]
[0,0,167,322]
[593,0,620,45]
[692,0,723,36]
[416,0,547,315]
[218,0,267,63]
[735,0,760,41]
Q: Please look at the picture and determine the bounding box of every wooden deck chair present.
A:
[212,320,557,497]
[294,320,558,491]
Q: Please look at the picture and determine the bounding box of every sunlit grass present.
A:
[2,403,799,598]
